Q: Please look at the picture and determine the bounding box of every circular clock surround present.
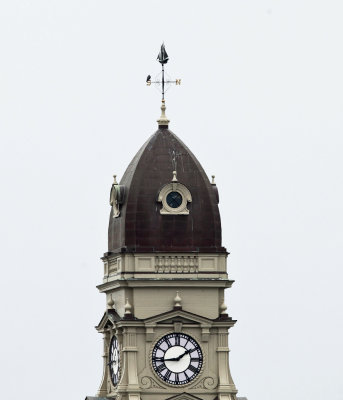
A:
[109,335,121,386]
[151,332,203,386]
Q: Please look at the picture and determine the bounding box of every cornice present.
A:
[97,278,234,293]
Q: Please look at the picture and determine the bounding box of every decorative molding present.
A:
[198,257,216,271]
[141,376,166,389]
[107,377,112,393]
[173,321,182,332]
[165,394,206,400]
[155,256,198,273]
[189,376,217,390]
[135,256,154,272]
[145,325,155,342]
[104,256,121,276]
[201,325,211,342]
[109,175,125,218]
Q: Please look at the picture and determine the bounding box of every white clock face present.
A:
[109,335,120,386]
[152,333,203,385]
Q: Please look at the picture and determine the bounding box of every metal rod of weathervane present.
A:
[157,43,168,101]
[162,63,165,100]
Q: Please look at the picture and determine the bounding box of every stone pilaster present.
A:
[217,328,237,400]
[123,327,140,400]
[97,331,110,397]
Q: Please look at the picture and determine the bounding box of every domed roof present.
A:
[108,127,226,254]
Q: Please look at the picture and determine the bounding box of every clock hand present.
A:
[153,355,181,362]
[175,348,191,361]
[153,349,192,363]
[163,356,180,361]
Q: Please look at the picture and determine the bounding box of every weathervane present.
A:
[146,43,181,101]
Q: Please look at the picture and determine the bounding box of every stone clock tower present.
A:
[86,61,243,399]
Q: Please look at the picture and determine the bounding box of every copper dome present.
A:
[107,127,225,254]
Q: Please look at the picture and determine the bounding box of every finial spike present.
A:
[172,170,177,182]
[174,291,182,309]
[124,298,132,315]
[220,300,227,314]
[113,175,118,185]
[107,294,115,309]
[211,175,216,185]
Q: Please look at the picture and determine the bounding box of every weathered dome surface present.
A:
[108,127,226,254]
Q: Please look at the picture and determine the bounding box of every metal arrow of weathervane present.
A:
[146,43,181,100]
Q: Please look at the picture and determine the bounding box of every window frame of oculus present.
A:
[151,332,203,386]
[158,183,192,215]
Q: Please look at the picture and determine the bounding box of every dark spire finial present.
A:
[157,43,169,65]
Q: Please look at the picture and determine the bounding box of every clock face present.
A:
[152,333,203,385]
[166,191,183,208]
[109,335,120,386]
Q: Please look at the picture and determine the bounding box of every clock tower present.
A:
[86,47,242,400]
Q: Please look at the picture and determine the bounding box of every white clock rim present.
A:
[149,330,205,388]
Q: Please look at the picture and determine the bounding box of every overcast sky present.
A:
[0,1,342,400]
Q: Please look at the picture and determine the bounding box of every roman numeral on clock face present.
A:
[188,364,198,373]
[157,363,167,372]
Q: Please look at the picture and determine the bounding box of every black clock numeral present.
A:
[188,364,198,373]
[191,357,200,362]
[175,335,180,346]
[157,363,167,372]
[190,348,199,355]
[175,373,180,383]
[164,370,171,380]
[165,337,172,347]
[152,356,164,361]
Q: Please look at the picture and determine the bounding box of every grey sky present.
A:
[0,1,342,399]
